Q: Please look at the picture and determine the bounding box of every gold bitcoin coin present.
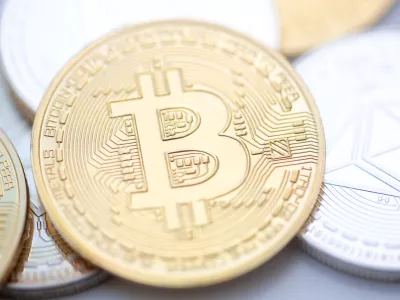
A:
[0,129,28,282]
[32,20,325,287]
[276,0,395,57]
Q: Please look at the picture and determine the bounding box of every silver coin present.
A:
[294,28,400,280]
[0,0,280,121]
[0,73,108,299]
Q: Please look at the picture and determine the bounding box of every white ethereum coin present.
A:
[294,28,400,280]
[0,0,280,121]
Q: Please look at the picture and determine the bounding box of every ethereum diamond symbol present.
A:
[325,104,400,197]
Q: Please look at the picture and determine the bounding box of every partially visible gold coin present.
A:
[0,71,107,298]
[32,20,325,287]
[276,0,395,57]
[0,129,28,282]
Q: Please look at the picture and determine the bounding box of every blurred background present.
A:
[1,0,400,299]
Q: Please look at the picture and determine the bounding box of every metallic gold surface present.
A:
[295,28,400,280]
[0,73,108,299]
[32,20,325,287]
[3,168,108,299]
[276,0,395,57]
[0,129,28,282]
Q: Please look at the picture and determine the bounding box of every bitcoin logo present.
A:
[109,69,246,230]
[32,21,324,287]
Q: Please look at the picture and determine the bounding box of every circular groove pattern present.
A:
[32,20,324,287]
[276,0,395,57]
[0,74,108,299]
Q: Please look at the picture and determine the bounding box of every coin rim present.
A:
[0,129,28,282]
[294,26,400,279]
[0,71,108,295]
[32,19,326,288]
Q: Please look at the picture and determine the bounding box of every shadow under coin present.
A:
[80,242,299,300]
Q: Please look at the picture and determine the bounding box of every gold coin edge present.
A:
[31,19,326,287]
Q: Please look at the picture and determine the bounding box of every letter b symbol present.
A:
[109,69,246,230]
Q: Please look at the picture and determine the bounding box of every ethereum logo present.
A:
[325,104,400,197]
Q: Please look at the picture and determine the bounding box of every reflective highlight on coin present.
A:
[295,28,400,280]
[276,0,394,57]
[0,129,27,282]
[0,75,107,299]
[32,21,324,287]
[0,0,280,122]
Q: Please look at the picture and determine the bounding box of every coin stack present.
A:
[0,0,399,299]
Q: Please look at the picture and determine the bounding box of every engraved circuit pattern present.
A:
[159,107,201,141]
[88,114,147,196]
[33,21,324,286]
[166,150,218,188]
